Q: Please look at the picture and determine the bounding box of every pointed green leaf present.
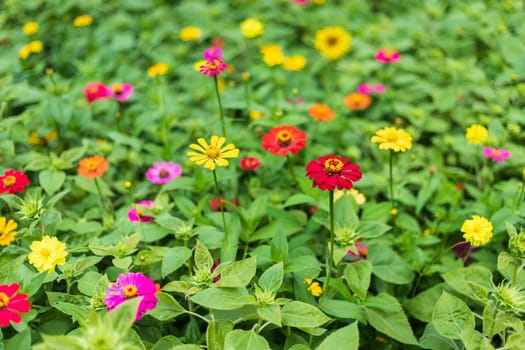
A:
[316,322,359,350]
[214,257,257,288]
[149,292,185,321]
[207,319,234,350]
[224,330,270,350]
[432,291,475,340]
[258,262,284,293]
[39,170,66,196]
[194,240,214,271]
[281,301,331,328]
[190,287,254,310]
[344,260,372,301]
[257,304,282,327]
[161,247,192,278]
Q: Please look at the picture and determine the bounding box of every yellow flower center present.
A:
[84,159,98,171]
[136,209,144,218]
[206,145,220,159]
[0,292,9,309]
[2,175,16,187]
[324,158,344,175]
[383,49,394,59]
[492,149,500,156]
[277,130,292,146]
[113,84,122,93]
[40,247,51,258]
[326,35,339,47]
[89,86,99,94]
[208,59,220,70]
[123,285,138,298]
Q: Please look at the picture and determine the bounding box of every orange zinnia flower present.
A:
[78,156,109,178]
[343,93,371,110]
[308,103,335,122]
[261,125,306,156]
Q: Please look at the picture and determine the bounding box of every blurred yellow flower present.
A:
[28,40,43,53]
[314,26,351,60]
[180,26,202,42]
[28,235,68,273]
[0,217,17,246]
[19,45,31,60]
[461,215,493,247]
[22,22,39,36]
[282,55,307,71]
[240,18,264,38]
[187,136,239,171]
[194,59,207,72]
[260,44,284,67]
[371,126,413,152]
[28,130,57,145]
[73,15,93,27]
[147,62,169,77]
[333,188,366,205]
[465,124,487,145]
[249,110,266,120]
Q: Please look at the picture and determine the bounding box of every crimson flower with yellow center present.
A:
[187,136,239,171]
[261,125,306,156]
[306,154,362,191]
[0,169,30,195]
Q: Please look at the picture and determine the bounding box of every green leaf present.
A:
[258,262,284,293]
[214,257,257,288]
[224,330,270,350]
[368,243,414,284]
[5,328,31,350]
[151,336,183,350]
[364,293,419,345]
[334,195,358,230]
[343,260,372,301]
[405,283,445,322]
[283,194,317,208]
[107,298,141,335]
[194,240,214,271]
[284,255,321,274]
[77,271,103,297]
[190,287,254,310]
[320,300,366,323]
[149,292,185,321]
[281,301,331,328]
[270,229,289,262]
[441,266,492,302]
[419,323,462,350]
[432,291,475,340]
[206,319,234,350]
[316,322,359,350]
[356,221,391,239]
[161,247,192,278]
[257,303,282,327]
[39,170,66,196]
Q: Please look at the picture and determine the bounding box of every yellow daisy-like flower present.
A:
[180,26,202,42]
[0,217,17,246]
[461,215,493,247]
[147,62,169,77]
[249,110,266,120]
[187,136,240,171]
[371,126,413,152]
[314,26,351,61]
[465,124,488,145]
[28,40,43,53]
[28,235,68,273]
[73,15,93,27]
[333,188,366,205]
[282,55,307,71]
[304,278,322,297]
[19,45,31,60]
[22,22,39,36]
[193,59,207,72]
[260,44,284,67]
[240,18,264,38]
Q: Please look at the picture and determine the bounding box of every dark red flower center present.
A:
[326,36,338,46]
[123,285,138,298]
[277,130,292,146]
[0,292,9,309]
[158,168,170,178]
[2,175,16,187]
[323,158,344,175]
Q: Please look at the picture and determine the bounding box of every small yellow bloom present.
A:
[282,55,307,71]
[0,217,17,246]
[249,110,266,120]
[28,40,43,53]
[371,126,413,152]
[314,26,351,61]
[461,215,493,247]
[22,22,39,36]
[260,44,284,67]
[187,136,240,171]
[465,124,488,145]
[304,278,322,297]
[194,60,207,72]
[180,26,202,42]
[240,18,264,38]
[390,208,398,216]
[147,62,169,77]
[333,188,366,205]
[73,15,93,27]
[423,228,432,235]
[124,181,132,189]
[28,235,68,273]
[19,45,31,60]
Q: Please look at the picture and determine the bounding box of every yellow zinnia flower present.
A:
[314,26,351,61]
[0,217,17,246]
[28,235,68,273]
[371,126,413,152]
[240,18,264,38]
[260,44,284,67]
[147,62,169,77]
[22,22,39,36]
[28,40,43,53]
[73,15,93,27]
[282,55,307,71]
[19,45,31,60]
[304,278,322,297]
[465,124,488,145]
[180,26,202,42]
[187,136,240,171]
[461,215,493,247]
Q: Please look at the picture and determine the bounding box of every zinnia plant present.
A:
[343,92,372,110]
[460,215,493,247]
[375,48,401,64]
[239,156,261,171]
[28,235,68,273]
[314,26,351,61]
[109,83,134,102]
[128,200,155,223]
[483,147,510,163]
[0,169,30,195]
[145,161,182,184]
[262,125,306,182]
[0,217,17,246]
[147,62,169,77]
[84,82,112,103]
[308,103,335,122]
[0,283,31,327]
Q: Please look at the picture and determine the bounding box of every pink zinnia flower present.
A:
[291,0,309,4]
[347,240,368,261]
[145,162,182,184]
[0,283,31,327]
[483,147,510,163]
[375,49,401,64]
[109,83,134,102]
[203,47,224,60]
[128,200,155,223]
[84,82,112,103]
[104,272,158,321]
[199,58,227,77]
[305,154,362,191]
[357,83,386,95]
[240,156,261,171]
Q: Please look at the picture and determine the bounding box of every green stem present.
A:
[286,154,297,184]
[185,310,210,323]
[389,150,395,208]
[213,75,226,137]
[474,144,482,189]
[243,77,251,115]
[320,191,335,306]
[213,170,229,260]
[515,180,525,213]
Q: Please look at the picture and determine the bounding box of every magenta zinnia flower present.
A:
[199,58,227,77]
[0,283,31,327]
[104,272,158,321]
[483,147,510,163]
[84,82,112,103]
[375,49,401,64]
[109,83,134,102]
[203,47,224,60]
[357,83,386,95]
[145,162,182,184]
[128,200,155,223]
[306,154,362,191]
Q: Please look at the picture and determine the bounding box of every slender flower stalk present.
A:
[212,169,228,250]
[213,75,226,136]
[516,177,525,213]
[389,150,394,208]
[320,191,335,305]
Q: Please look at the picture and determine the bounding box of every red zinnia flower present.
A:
[240,156,261,171]
[199,58,227,77]
[261,125,306,156]
[0,283,31,327]
[211,197,240,212]
[0,170,30,195]
[305,154,362,191]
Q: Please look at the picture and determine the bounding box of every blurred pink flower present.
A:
[199,58,227,77]
[357,83,386,95]
[483,147,510,163]
[128,200,155,223]
[146,162,182,184]
[203,47,223,60]
[110,83,134,102]
[240,156,261,171]
[291,0,309,4]
[375,49,401,64]
[84,82,112,103]
[347,240,368,261]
